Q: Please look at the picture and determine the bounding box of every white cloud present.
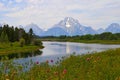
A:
[2,0,120,29]
[16,0,23,3]
[0,2,4,10]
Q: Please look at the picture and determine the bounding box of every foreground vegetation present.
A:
[0,48,120,80]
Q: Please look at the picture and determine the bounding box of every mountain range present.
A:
[0,17,120,36]
[24,23,43,36]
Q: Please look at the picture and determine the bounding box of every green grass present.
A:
[0,42,43,55]
[0,48,120,80]
[69,40,120,44]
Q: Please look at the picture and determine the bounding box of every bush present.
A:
[33,39,42,46]
[19,38,25,47]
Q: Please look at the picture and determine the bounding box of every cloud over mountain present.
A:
[0,0,119,30]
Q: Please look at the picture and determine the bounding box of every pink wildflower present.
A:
[63,69,67,74]
[86,57,90,61]
[51,60,53,63]
[36,61,39,64]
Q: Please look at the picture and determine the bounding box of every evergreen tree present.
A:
[0,31,9,43]
[9,26,14,42]
[14,27,19,41]
[29,28,33,43]
[29,28,33,35]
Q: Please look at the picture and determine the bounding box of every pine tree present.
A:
[0,31,9,43]
[14,27,19,41]
[29,28,33,44]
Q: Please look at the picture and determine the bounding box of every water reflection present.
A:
[66,42,70,54]
[41,41,120,57]
[1,41,120,65]
[0,50,42,60]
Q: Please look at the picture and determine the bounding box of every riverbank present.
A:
[1,48,120,79]
[0,42,44,55]
[40,38,120,44]
[69,40,120,44]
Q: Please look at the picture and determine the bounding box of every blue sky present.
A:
[0,0,120,30]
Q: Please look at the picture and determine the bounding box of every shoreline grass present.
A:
[69,40,120,44]
[0,42,43,55]
[40,38,120,44]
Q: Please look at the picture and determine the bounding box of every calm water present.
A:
[14,41,120,64]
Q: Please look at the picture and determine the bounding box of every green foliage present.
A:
[0,31,9,43]
[33,39,43,46]
[19,38,25,47]
[0,24,36,45]
[0,42,43,55]
[40,32,120,44]
[14,27,19,41]
[29,28,34,43]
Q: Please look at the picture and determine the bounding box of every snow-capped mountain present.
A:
[24,23,43,36]
[105,23,120,33]
[43,27,68,36]
[1,18,119,36]
[50,17,97,36]
[57,17,83,35]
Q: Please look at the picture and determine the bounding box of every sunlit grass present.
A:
[0,42,42,55]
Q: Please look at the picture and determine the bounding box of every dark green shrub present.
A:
[19,38,25,47]
[33,39,42,46]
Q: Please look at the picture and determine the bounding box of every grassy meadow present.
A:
[0,48,120,80]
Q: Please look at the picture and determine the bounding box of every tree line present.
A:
[72,32,120,40]
[41,32,120,40]
[0,24,33,45]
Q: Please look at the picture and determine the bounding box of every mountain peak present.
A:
[65,17,71,28]
[64,17,76,21]
[109,23,120,28]
[52,17,96,36]
[25,23,43,36]
[105,23,120,33]
[64,17,79,24]
[58,17,80,29]
[26,23,39,27]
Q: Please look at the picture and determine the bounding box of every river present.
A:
[14,41,120,64]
